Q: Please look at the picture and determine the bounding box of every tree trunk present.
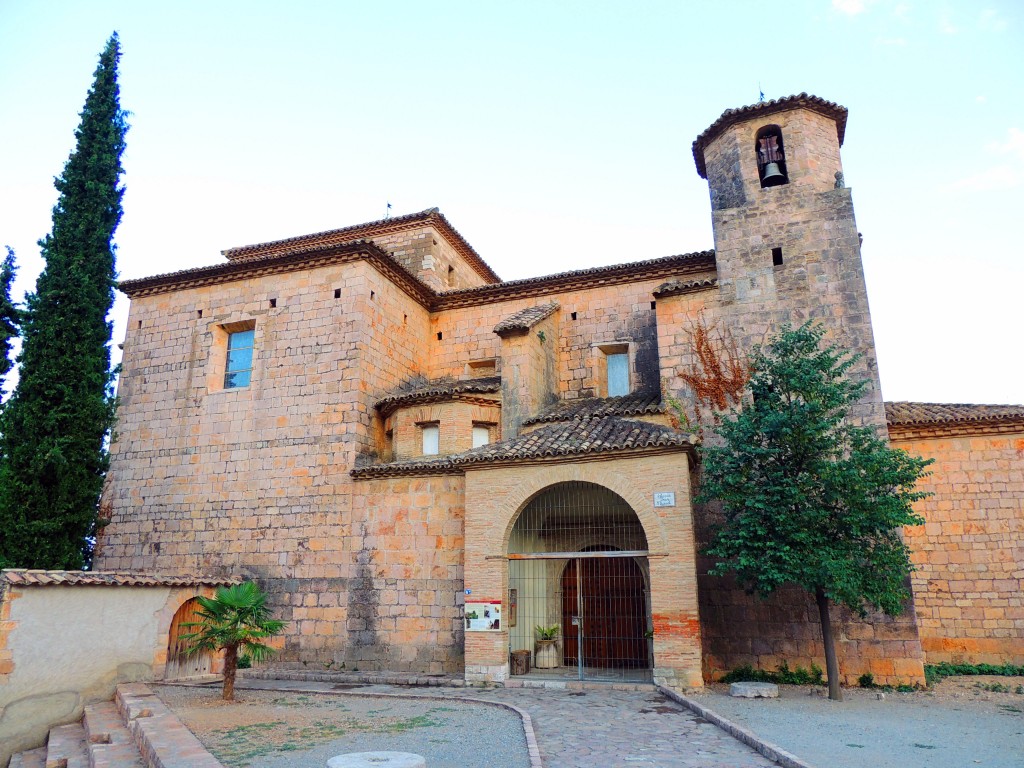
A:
[222,643,238,701]
[815,587,843,701]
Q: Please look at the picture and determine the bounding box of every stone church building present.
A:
[94,94,1023,689]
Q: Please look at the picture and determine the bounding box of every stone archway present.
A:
[506,481,652,681]
[462,451,703,688]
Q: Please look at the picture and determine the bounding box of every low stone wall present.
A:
[0,570,230,767]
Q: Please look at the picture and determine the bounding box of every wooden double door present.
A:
[561,555,649,670]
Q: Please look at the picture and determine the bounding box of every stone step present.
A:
[45,722,89,768]
[9,747,46,768]
[83,701,145,768]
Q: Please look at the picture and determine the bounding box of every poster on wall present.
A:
[508,589,517,628]
[465,600,502,631]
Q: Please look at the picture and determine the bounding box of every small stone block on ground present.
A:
[327,753,426,768]
[729,682,779,698]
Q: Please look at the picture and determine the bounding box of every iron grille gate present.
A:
[506,481,653,682]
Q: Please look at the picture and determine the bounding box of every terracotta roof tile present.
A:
[351,415,691,478]
[375,376,501,415]
[885,402,1024,427]
[653,277,718,298]
[523,391,663,425]
[493,303,560,336]
[692,93,848,179]
[1,569,240,588]
[434,251,716,309]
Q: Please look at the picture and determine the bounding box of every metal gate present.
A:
[507,481,652,682]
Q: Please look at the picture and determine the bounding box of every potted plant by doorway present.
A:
[534,624,561,669]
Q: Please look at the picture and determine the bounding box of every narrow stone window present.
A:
[755,125,789,188]
[421,423,440,456]
[334,288,342,299]
[224,329,255,389]
[269,298,277,308]
[437,332,443,341]
[607,352,629,397]
[467,358,497,377]
[197,309,203,318]
[772,247,784,266]
[571,312,577,321]
[447,265,456,287]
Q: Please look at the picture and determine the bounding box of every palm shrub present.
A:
[181,581,286,700]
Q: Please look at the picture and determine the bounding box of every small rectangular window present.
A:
[772,247,783,266]
[421,424,440,456]
[606,352,629,397]
[472,425,491,448]
[224,329,255,389]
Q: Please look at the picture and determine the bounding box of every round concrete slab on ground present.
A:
[327,753,425,768]
[729,682,779,698]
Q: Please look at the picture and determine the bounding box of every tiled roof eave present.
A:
[350,441,693,480]
[1,569,241,588]
[888,417,1024,440]
[433,251,716,310]
[118,240,435,306]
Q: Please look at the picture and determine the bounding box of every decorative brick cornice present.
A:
[692,93,848,179]
[221,207,501,284]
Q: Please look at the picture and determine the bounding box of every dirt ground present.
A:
[153,683,530,768]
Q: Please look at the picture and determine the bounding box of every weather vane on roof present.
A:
[385,201,392,220]
[758,83,765,103]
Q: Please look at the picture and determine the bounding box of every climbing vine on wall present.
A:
[667,312,749,434]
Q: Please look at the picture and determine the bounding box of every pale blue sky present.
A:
[1,1,1021,403]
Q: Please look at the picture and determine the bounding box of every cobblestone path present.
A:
[231,679,777,768]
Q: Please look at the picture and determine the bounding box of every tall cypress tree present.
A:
[0,34,127,569]
[0,247,17,383]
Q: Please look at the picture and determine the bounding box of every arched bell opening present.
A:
[506,481,653,682]
[755,124,789,188]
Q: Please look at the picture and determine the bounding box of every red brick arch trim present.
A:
[488,460,674,556]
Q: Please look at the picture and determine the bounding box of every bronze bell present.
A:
[761,162,786,187]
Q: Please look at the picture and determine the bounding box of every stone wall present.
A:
[893,425,1024,666]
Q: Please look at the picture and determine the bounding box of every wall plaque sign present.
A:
[465,600,502,631]
[654,492,676,507]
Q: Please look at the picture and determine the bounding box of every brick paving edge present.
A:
[165,680,544,768]
[656,685,815,768]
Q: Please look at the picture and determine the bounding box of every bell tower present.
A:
[692,93,886,428]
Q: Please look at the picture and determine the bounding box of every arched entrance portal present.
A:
[507,481,652,681]
[164,597,214,680]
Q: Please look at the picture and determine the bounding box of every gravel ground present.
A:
[153,684,531,768]
[690,676,1024,768]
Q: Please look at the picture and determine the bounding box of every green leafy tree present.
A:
[0,247,18,383]
[699,323,931,701]
[0,34,127,569]
[181,582,287,701]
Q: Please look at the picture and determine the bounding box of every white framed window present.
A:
[472,425,492,448]
[224,329,255,389]
[421,423,440,456]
